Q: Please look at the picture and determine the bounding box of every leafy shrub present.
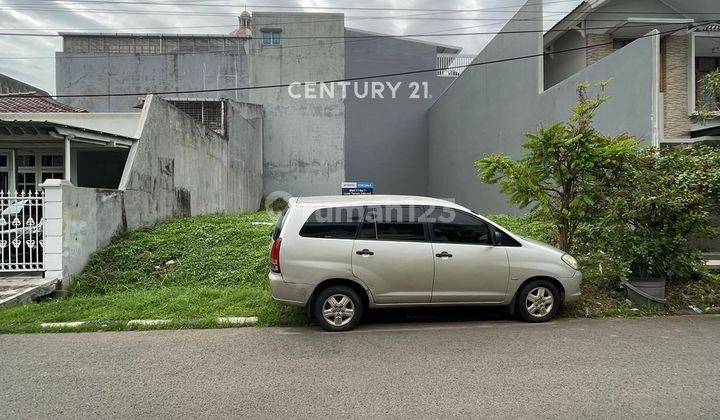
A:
[578,145,720,282]
[476,81,638,252]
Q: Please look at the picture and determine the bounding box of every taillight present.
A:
[269,237,282,273]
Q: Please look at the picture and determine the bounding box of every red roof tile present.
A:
[0,92,85,113]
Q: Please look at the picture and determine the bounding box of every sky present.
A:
[0,0,581,94]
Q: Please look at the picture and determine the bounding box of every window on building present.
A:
[16,172,36,193]
[612,39,634,51]
[0,153,8,192]
[167,100,226,136]
[16,153,64,192]
[696,56,720,107]
[41,155,63,167]
[261,29,282,45]
[16,154,35,167]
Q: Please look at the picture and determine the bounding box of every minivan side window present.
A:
[359,205,427,242]
[299,206,364,239]
[429,207,491,245]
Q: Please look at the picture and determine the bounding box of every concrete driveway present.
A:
[2,315,719,418]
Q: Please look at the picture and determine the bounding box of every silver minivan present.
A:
[268,195,581,331]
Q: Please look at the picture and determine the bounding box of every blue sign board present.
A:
[342,181,374,195]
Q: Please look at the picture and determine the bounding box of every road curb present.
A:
[217,316,258,325]
[34,316,259,332]
[41,321,86,328]
[127,319,172,326]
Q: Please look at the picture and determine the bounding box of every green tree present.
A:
[475,82,639,252]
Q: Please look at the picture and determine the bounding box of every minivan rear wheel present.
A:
[313,285,364,332]
[516,280,561,322]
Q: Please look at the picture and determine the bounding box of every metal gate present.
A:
[0,191,44,272]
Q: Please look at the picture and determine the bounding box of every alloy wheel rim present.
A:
[322,294,355,327]
[526,286,554,317]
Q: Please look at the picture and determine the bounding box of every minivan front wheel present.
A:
[516,280,561,322]
[313,286,364,331]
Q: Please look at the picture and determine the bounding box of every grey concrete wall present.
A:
[248,12,345,197]
[344,30,454,195]
[60,185,126,280]
[0,73,48,95]
[56,52,250,112]
[428,0,544,215]
[121,95,263,219]
[539,39,657,143]
[59,96,264,283]
[544,30,585,89]
[428,0,657,214]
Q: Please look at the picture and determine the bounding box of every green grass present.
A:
[0,212,715,333]
[0,212,307,332]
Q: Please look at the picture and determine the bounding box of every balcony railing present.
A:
[436,54,474,77]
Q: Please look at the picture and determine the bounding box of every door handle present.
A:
[435,251,453,258]
[356,249,374,256]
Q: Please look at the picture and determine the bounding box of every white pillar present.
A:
[40,179,64,284]
[8,149,15,193]
[64,137,71,181]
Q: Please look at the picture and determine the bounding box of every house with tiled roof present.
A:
[0,92,85,113]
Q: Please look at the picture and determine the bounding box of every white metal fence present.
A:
[436,54,474,77]
[0,191,44,272]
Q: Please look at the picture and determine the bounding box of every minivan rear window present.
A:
[272,207,289,240]
[300,206,364,239]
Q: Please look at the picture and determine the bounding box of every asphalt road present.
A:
[2,315,720,419]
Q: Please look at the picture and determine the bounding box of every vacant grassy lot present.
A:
[0,211,715,333]
[0,212,306,332]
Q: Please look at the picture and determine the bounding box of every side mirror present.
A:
[493,230,503,246]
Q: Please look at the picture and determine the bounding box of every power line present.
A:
[1,0,702,35]
[4,0,578,12]
[0,0,584,35]
[0,22,705,99]
[0,7,657,23]
[0,20,511,59]
[0,10,480,32]
[6,3,716,21]
[5,0,720,16]
[0,22,667,39]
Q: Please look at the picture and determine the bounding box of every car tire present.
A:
[515,279,561,322]
[313,285,364,332]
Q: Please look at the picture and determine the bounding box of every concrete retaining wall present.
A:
[120,95,263,218]
[50,95,264,285]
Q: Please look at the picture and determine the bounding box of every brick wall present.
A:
[586,33,614,66]
[663,35,691,139]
